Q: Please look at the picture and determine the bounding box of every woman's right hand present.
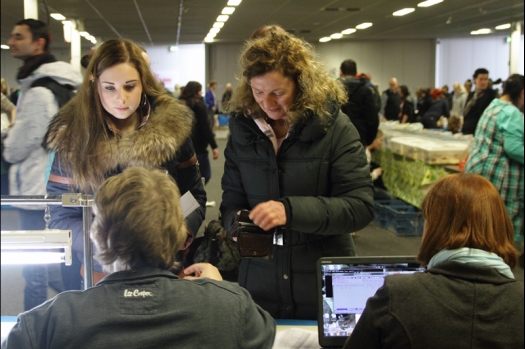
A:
[183,263,223,281]
[212,148,219,160]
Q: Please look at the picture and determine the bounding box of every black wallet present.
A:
[229,210,274,259]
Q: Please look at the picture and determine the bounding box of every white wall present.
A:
[1,44,205,94]
[436,35,525,90]
[313,39,436,96]
[206,43,244,111]
[145,44,205,92]
[208,39,436,103]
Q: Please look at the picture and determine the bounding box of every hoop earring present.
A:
[140,93,147,107]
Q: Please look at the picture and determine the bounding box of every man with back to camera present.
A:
[462,68,497,135]
[1,167,276,349]
[3,19,82,310]
[339,59,379,146]
[381,77,401,121]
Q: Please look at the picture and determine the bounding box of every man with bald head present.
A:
[381,77,401,121]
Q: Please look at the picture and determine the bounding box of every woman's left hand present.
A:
[249,200,287,231]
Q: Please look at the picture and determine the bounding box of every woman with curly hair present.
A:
[44,39,206,290]
[220,25,374,319]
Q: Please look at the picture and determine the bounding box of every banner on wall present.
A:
[152,71,179,92]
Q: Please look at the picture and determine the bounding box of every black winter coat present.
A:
[462,88,497,135]
[340,77,379,146]
[185,97,218,154]
[220,105,374,319]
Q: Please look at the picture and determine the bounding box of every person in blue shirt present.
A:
[205,80,218,128]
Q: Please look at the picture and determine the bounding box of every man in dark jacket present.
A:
[381,77,401,121]
[462,68,497,135]
[339,59,379,146]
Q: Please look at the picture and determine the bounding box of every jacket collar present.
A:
[17,53,57,80]
[97,267,179,285]
[47,95,193,181]
[232,102,339,145]
[426,261,517,285]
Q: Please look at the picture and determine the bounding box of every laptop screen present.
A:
[317,256,425,348]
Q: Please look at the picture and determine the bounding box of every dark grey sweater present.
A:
[344,261,524,349]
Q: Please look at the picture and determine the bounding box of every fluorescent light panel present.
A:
[471,28,492,35]
[213,22,225,28]
[1,45,9,50]
[417,0,443,7]
[1,229,72,265]
[342,28,356,35]
[217,15,229,22]
[356,22,373,29]
[495,23,511,30]
[227,0,242,5]
[319,37,331,42]
[50,13,66,20]
[222,7,235,15]
[330,33,343,39]
[393,8,415,16]
[2,252,67,265]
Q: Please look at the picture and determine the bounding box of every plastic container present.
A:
[385,204,424,237]
[218,114,229,126]
[373,199,407,228]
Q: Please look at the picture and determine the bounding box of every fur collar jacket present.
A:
[45,95,194,190]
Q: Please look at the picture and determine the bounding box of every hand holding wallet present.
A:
[229,210,274,258]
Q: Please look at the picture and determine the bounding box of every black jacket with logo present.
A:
[2,268,276,349]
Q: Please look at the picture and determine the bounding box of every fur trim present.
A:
[96,97,193,171]
[46,95,194,186]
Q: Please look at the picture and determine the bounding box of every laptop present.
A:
[316,256,425,348]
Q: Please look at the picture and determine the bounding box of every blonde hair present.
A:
[1,78,9,95]
[91,167,187,273]
[227,30,347,126]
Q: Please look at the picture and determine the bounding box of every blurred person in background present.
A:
[179,81,219,186]
[462,68,497,135]
[398,85,415,123]
[421,88,450,129]
[451,82,468,119]
[381,77,401,121]
[464,74,524,265]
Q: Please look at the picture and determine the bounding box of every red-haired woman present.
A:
[344,173,523,349]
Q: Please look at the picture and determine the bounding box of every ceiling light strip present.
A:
[393,8,415,16]
[133,0,153,45]
[417,0,443,7]
[176,0,184,47]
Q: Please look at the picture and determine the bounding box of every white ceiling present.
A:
[1,0,524,49]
